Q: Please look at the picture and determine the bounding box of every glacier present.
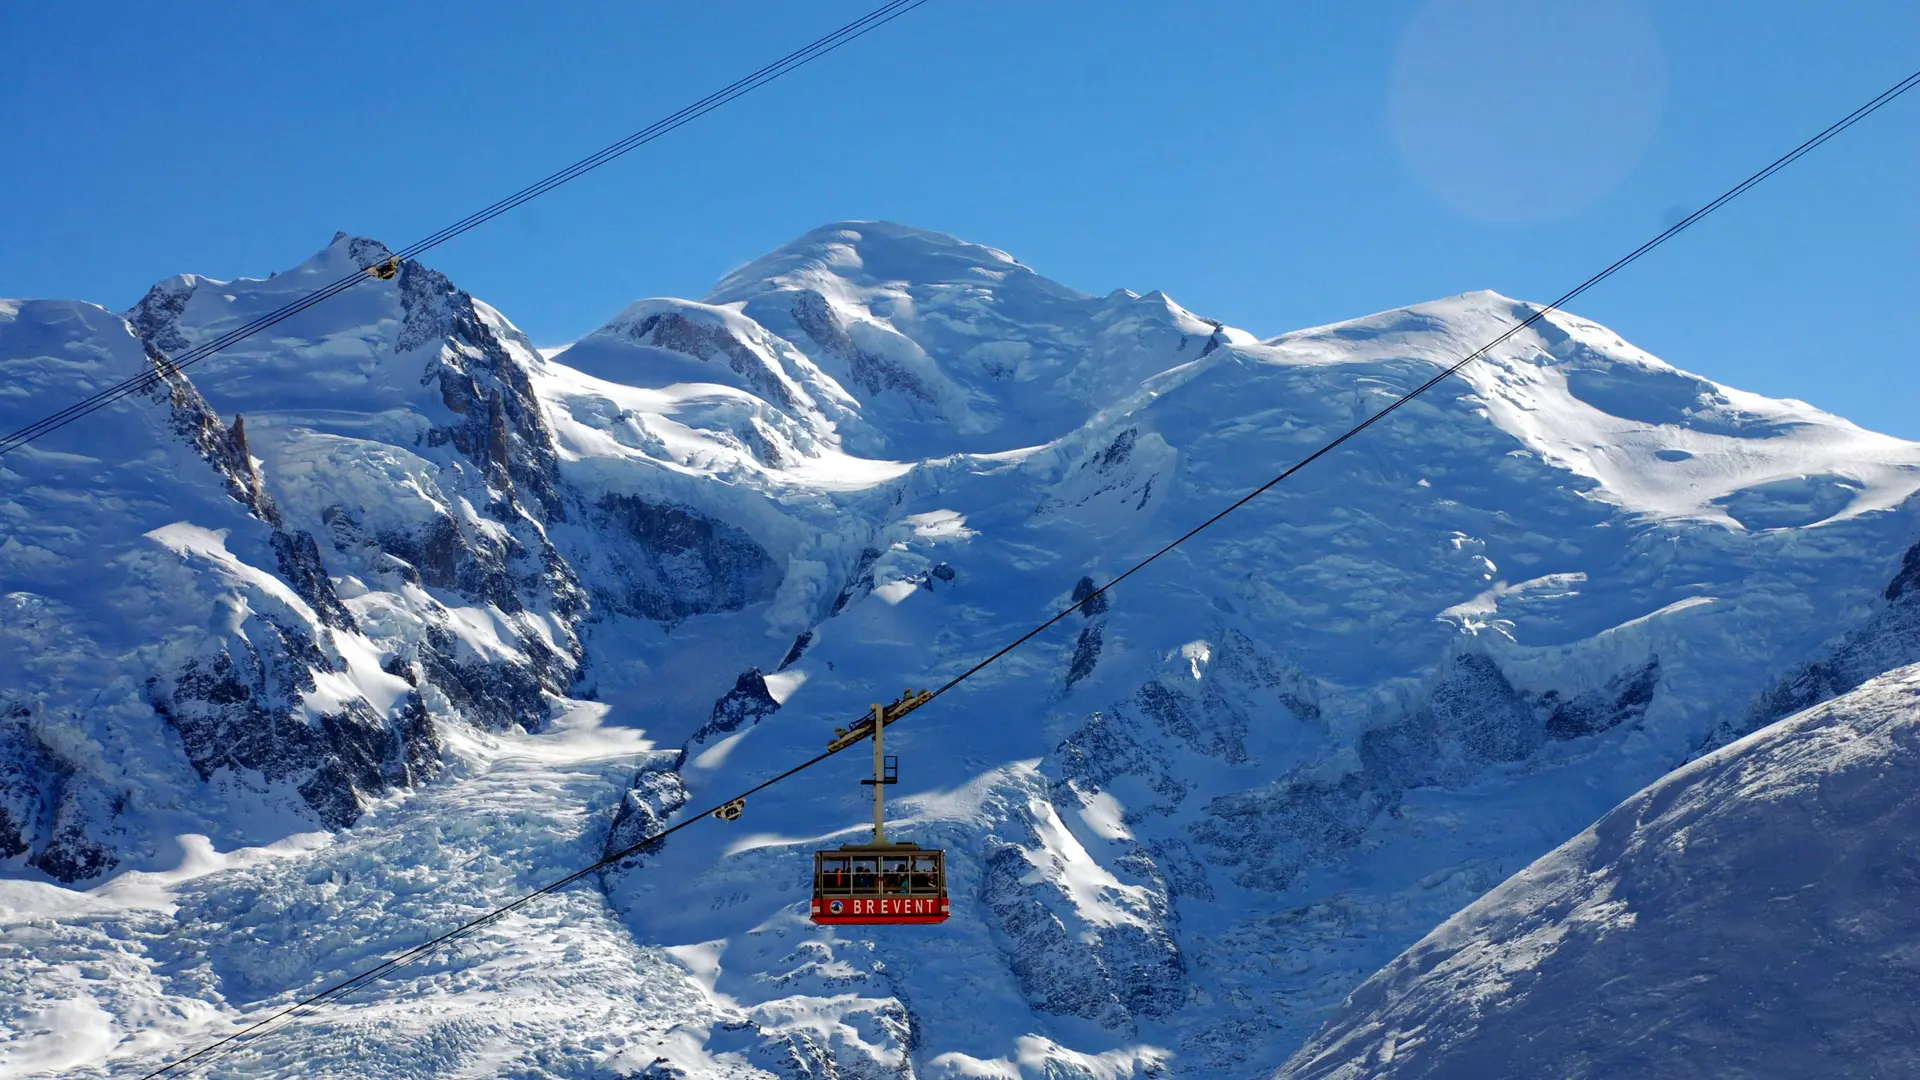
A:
[3,220,1919,1078]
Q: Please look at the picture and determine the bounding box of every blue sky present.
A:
[4,1,1915,435]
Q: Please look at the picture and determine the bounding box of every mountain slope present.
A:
[4,221,1920,1079]
[1275,661,1920,1080]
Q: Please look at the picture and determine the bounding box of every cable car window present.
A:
[820,855,850,894]
[882,855,910,894]
[910,855,938,893]
[851,856,878,890]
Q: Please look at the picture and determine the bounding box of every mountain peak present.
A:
[707,220,1082,305]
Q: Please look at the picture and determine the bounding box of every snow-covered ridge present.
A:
[4,220,1920,1078]
[1276,661,1920,1080]
[1254,290,1920,528]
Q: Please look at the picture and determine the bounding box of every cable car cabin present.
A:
[810,692,948,925]
[811,842,948,924]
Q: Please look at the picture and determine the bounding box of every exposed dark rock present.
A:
[0,705,45,863]
[147,594,444,836]
[380,652,419,686]
[1064,577,1111,689]
[604,759,690,863]
[85,243,591,882]
[1071,575,1110,617]
[271,529,357,632]
[144,353,279,525]
[398,258,565,518]
[1066,625,1103,689]
[126,275,195,355]
[1036,426,1161,517]
[1,699,128,884]
[1196,647,1652,890]
[831,547,882,616]
[983,839,1130,1027]
[791,289,933,403]
[1704,537,1920,754]
[1094,841,1189,1017]
[1198,325,1227,358]
[687,669,782,753]
[628,311,797,411]
[0,804,26,862]
[1541,658,1660,740]
[1887,539,1920,603]
[1208,627,1322,723]
[378,513,518,610]
[1095,428,1136,471]
[584,495,781,622]
[1195,773,1395,892]
[343,234,394,272]
[152,619,443,832]
[415,620,559,733]
[1360,652,1538,792]
[981,805,1189,1028]
[1149,836,1215,903]
[605,665,785,871]
[1138,679,1246,762]
[1052,711,1188,817]
[29,782,123,882]
[777,631,813,671]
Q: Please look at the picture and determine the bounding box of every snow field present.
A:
[6,221,1920,1077]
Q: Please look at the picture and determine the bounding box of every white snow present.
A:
[7,221,1920,1080]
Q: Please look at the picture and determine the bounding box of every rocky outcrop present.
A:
[627,310,800,412]
[0,698,130,881]
[400,258,565,518]
[685,669,782,757]
[604,759,691,864]
[1192,648,1663,891]
[148,618,442,830]
[126,275,195,355]
[1065,576,1107,690]
[1705,536,1920,752]
[981,799,1188,1031]
[791,290,934,405]
[1053,711,1190,819]
[585,495,782,622]
[830,546,883,616]
[90,271,588,877]
[0,704,49,865]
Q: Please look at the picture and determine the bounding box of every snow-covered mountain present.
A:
[1275,660,1920,1080]
[4,221,1919,1078]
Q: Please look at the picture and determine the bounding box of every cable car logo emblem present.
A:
[828,900,845,915]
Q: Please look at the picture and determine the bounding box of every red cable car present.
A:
[809,693,949,925]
